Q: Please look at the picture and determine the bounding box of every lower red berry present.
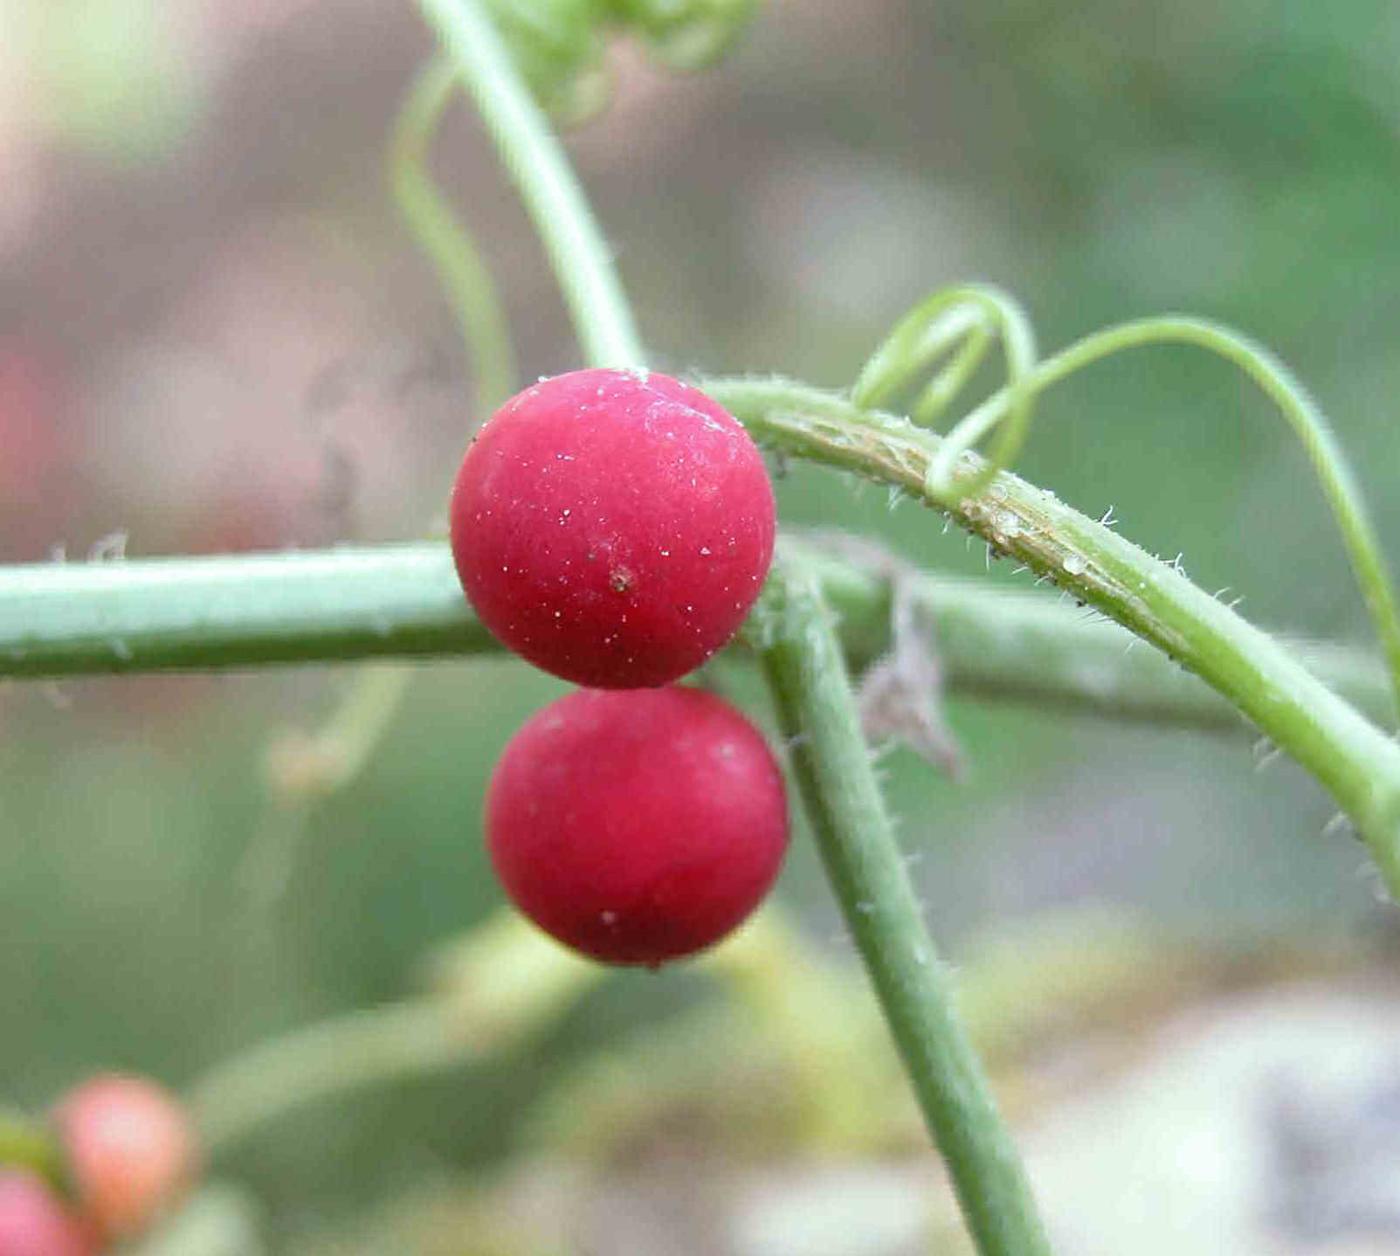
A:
[0,1171,94,1256]
[450,368,776,688]
[486,686,789,965]
[54,1076,196,1241]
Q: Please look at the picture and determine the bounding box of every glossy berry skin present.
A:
[0,1171,94,1256]
[450,368,775,688]
[54,1076,196,1241]
[486,687,788,966]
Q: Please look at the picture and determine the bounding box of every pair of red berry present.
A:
[450,368,789,967]
[0,1076,195,1256]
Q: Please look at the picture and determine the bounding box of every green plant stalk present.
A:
[0,545,497,674]
[416,0,645,370]
[757,556,1053,1256]
[2,543,1390,734]
[928,316,1400,722]
[391,54,516,418]
[190,911,604,1154]
[709,377,1400,895]
[189,1001,464,1154]
[250,51,525,881]
[854,284,1037,498]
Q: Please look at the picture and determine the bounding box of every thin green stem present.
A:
[0,545,497,674]
[247,55,526,899]
[391,55,517,417]
[416,0,646,370]
[928,316,1400,722]
[757,555,1053,1256]
[2,543,1390,734]
[854,285,1037,498]
[189,912,603,1155]
[190,1001,467,1154]
[708,376,1400,897]
[917,320,993,427]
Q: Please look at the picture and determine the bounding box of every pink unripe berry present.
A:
[54,1075,196,1241]
[450,368,776,688]
[486,686,788,966]
[0,1171,94,1256]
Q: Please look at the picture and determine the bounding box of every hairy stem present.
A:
[416,0,645,370]
[929,316,1400,722]
[709,377,1400,895]
[2,543,1389,734]
[758,556,1053,1256]
[0,546,495,675]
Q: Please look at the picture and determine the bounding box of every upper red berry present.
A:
[486,686,789,966]
[0,1171,94,1256]
[450,368,776,688]
[54,1075,196,1241]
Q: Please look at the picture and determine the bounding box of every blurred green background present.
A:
[3,2,1400,1252]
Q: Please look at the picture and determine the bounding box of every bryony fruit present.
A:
[450,368,775,687]
[0,1171,93,1256]
[486,686,788,965]
[54,1075,195,1241]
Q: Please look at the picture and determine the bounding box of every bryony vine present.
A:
[2,5,1395,1255]
[414,2,1055,1251]
[855,283,1039,499]
[852,288,1400,723]
[413,0,1400,1247]
[757,555,1053,1256]
[1,542,1391,732]
[708,376,1400,897]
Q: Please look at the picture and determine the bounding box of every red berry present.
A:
[450,368,776,688]
[486,686,788,965]
[0,1171,94,1256]
[54,1076,196,1241]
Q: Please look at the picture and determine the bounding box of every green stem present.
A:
[242,61,524,896]
[391,54,517,417]
[709,376,1400,897]
[804,546,1395,732]
[0,545,497,674]
[930,316,1400,723]
[758,556,1053,1256]
[189,1001,465,1155]
[189,911,603,1155]
[2,543,1390,734]
[854,284,1037,498]
[416,0,646,370]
